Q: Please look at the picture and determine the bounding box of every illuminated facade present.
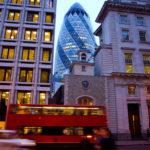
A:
[0,0,56,122]
[54,3,96,77]
[95,0,150,140]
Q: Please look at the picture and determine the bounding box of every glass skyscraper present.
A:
[54,3,96,77]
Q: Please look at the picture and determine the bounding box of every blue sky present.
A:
[54,0,105,48]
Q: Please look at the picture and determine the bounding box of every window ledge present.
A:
[127,97,140,101]
[139,41,150,44]
[22,40,38,43]
[43,23,54,25]
[41,41,53,44]
[24,21,40,25]
[39,61,51,64]
[0,81,12,84]
[38,83,50,86]
[5,20,20,23]
[0,59,15,62]
[19,60,36,63]
[121,40,133,43]
[120,22,130,25]
[3,38,17,42]
[26,5,41,8]
[16,82,33,85]
[7,3,23,7]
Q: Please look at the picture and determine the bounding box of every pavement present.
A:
[116,140,150,150]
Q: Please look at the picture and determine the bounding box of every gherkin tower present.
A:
[54,3,96,77]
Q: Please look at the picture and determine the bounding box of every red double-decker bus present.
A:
[6,104,107,149]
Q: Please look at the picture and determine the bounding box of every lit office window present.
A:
[27,12,39,22]
[78,97,93,106]
[45,13,53,23]
[0,91,9,106]
[22,48,35,60]
[29,0,40,5]
[0,68,12,81]
[128,85,136,95]
[25,29,37,40]
[19,69,33,82]
[125,53,133,73]
[41,70,49,83]
[42,49,50,61]
[120,15,127,24]
[122,30,129,40]
[143,55,150,74]
[5,28,18,39]
[8,11,20,21]
[137,17,144,25]
[44,30,52,42]
[139,31,146,42]
[0,10,1,17]
[0,0,3,2]
[1,47,14,59]
[39,92,46,104]
[17,91,31,104]
[11,0,22,4]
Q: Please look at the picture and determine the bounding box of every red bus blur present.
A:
[6,104,107,149]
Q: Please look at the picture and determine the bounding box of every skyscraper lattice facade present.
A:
[54,3,96,77]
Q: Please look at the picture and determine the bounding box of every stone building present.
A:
[0,0,57,124]
[94,0,150,139]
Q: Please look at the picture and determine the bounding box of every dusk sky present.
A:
[54,0,106,50]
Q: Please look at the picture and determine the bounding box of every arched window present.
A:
[81,53,86,62]
[77,96,93,106]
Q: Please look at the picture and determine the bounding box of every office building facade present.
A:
[0,0,56,122]
[95,0,150,139]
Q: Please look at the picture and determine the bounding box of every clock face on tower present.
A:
[82,81,89,89]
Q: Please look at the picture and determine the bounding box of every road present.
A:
[117,145,150,150]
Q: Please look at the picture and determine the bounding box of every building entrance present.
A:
[128,104,141,139]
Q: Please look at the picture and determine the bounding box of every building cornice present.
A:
[96,1,150,23]
[111,72,150,79]
[94,44,112,56]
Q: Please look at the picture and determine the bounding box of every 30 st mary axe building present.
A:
[54,3,96,77]
[0,0,57,124]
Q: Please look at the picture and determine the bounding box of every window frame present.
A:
[120,15,128,24]
[1,47,15,59]
[139,31,146,42]
[0,68,12,81]
[29,0,40,6]
[45,13,53,24]
[124,53,134,73]
[122,29,130,41]
[27,11,39,23]
[4,27,18,40]
[8,10,20,21]
[136,16,144,26]
[22,47,35,61]
[128,85,136,96]
[19,68,33,82]
[24,29,37,41]
[40,69,50,83]
[17,91,31,104]
[44,30,52,42]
